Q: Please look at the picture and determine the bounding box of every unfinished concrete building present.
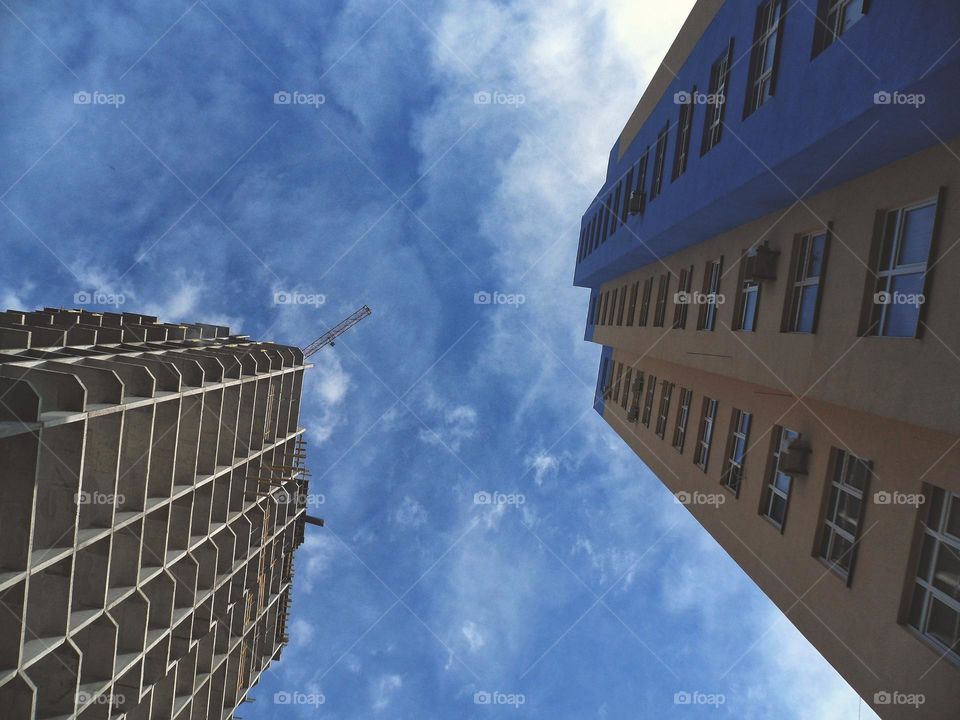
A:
[0,307,312,720]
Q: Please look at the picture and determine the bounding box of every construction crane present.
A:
[302,305,372,358]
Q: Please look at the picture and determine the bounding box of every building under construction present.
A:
[0,307,322,720]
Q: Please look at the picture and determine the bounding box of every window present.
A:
[673,89,695,179]
[785,230,828,332]
[588,295,597,325]
[616,285,627,326]
[620,169,634,224]
[721,409,752,495]
[702,41,734,154]
[614,362,624,404]
[673,265,693,329]
[626,282,639,326]
[813,0,868,57]
[761,427,800,529]
[866,197,939,337]
[907,486,960,662]
[697,259,723,330]
[577,226,585,263]
[633,149,649,214]
[653,273,671,327]
[601,196,612,244]
[641,375,657,427]
[600,291,610,325]
[672,388,693,453]
[598,357,610,401]
[593,292,603,325]
[638,277,653,327]
[655,382,674,439]
[745,0,787,117]
[609,289,618,325]
[630,372,645,418]
[650,123,669,201]
[818,450,870,581]
[736,281,760,331]
[621,368,632,411]
[611,183,622,235]
[694,397,718,471]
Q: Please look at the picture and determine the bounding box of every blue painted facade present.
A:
[582,0,960,416]
[575,0,960,296]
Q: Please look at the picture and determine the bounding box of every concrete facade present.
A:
[576,1,960,717]
[0,307,311,720]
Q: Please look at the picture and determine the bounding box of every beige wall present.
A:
[592,138,960,436]
[602,353,959,719]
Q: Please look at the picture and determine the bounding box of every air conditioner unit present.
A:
[627,407,640,422]
[743,243,781,282]
[628,190,646,215]
[780,438,811,476]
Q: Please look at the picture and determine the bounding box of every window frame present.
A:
[653,273,671,327]
[697,258,724,331]
[816,449,871,583]
[650,123,669,201]
[673,89,696,180]
[693,397,718,472]
[721,409,752,496]
[638,277,654,327]
[812,0,870,58]
[621,367,633,410]
[641,375,658,427]
[745,0,787,118]
[672,388,693,453]
[702,40,734,155]
[760,426,800,531]
[616,284,627,326]
[673,265,693,329]
[784,228,830,333]
[655,381,674,439]
[626,282,639,327]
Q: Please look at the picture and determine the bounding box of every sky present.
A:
[1,1,881,718]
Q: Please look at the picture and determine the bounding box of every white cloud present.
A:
[372,673,403,712]
[461,620,487,653]
[394,495,428,528]
[526,450,559,486]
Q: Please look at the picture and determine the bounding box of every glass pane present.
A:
[774,471,792,494]
[947,495,960,539]
[883,273,924,337]
[740,412,752,435]
[829,533,853,571]
[898,203,936,266]
[929,487,946,531]
[769,494,787,525]
[733,436,747,464]
[845,457,869,491]
[820,527,832,560]
[925,596,960,652]
[918,533,937,582]
[908,583,927,630]
[835,491,861,535]
[932,544,960,600]
[878,210,900,272]
[741,286,758,331]
[797,285,818,332]
[807,233,827,278]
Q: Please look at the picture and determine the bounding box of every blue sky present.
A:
[1,1,881,718]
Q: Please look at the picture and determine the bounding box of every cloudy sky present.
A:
[1,1,880,718]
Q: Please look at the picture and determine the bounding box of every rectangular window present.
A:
[620,169,634,224]
[745,0,787,117]
[813,0,868,57]
[672,388,693,453]
[697,259,723,330]
[633,149,649,214]
[867,197,939,337]
[650,123,669,201]
[721,409,752,495]
[611,184,622,235]
[626,282,639,326]
[818,449,870,581]
[736,281,760,331]
[577,226,585,263]
[614,362,624,404]
[621,368,633,411]
[629,372,645,420]
[598,357,610,402]
[673,90,695,179]
[673,265,693,329]
[617,285,627,326]
[761,427,800,529]
[694,398,718,471]
[653,273,671,327]
[786,230,829,332]
[907,486,960,663]
[601,196,613,244]
[638,277,653,327]
[601,291,610,326]
[641,375,657,427]
[655,382,674,439]
[702,41,734,154]
[588,295,596,326]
